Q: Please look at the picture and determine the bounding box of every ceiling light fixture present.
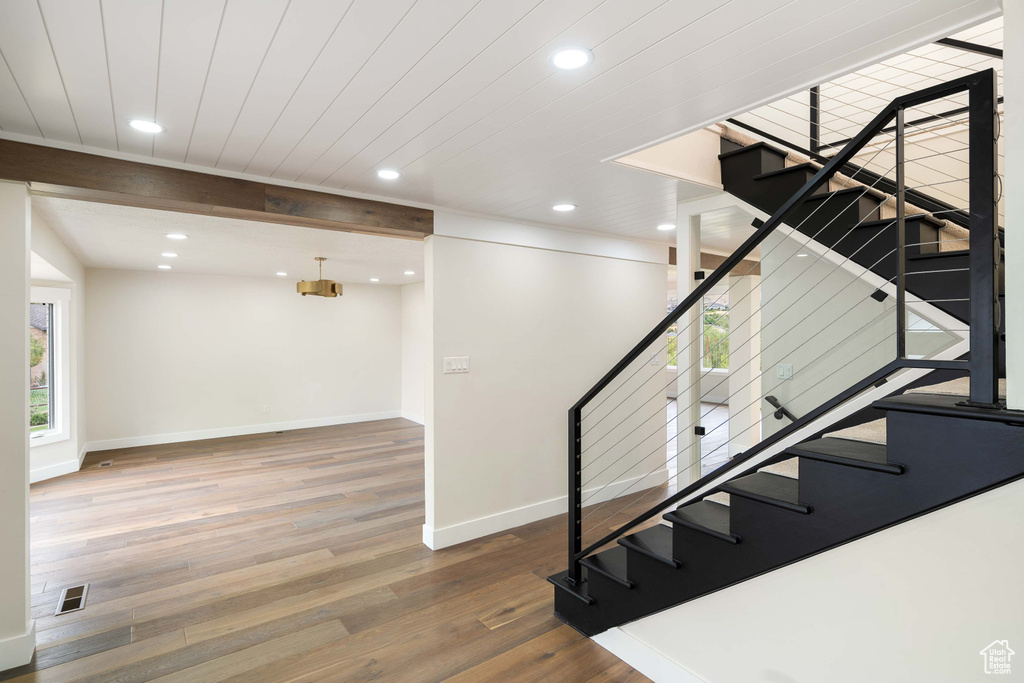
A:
[551,47,593,70]
[297,257,342,298]
[377,169,401,180]
[161,252,178,258]
[157,265,172,270]
[129,119,164,133]
[166,233,188,240]
[796,253,809,258]
[404,270,415,276]
[552,203,576,212]
[276,272,288,276]
[657,223,676,231]
[370,278,380,283]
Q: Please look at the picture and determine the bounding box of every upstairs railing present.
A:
[565,68,1001,586]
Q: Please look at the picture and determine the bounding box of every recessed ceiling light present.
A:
[161,252,178,258]
[166,233,188,240]
[157,265,172,270]
[377,169,401,180]
[552,203,576,212]
[370,277,380,283]
[796,253,809,258]
[404,270,415,276]
[276,272,288,276]
[129,119,164,133]
[551,47,593,70]
[657,223,676,231]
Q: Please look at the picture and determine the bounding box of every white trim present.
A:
[85,410,402,452]
[422,470,669,550]
[593,627,705,683]
[401,411,425,425]
[0,621,35,672]
[29,458,80,484]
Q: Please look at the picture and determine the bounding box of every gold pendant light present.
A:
[297,257,343,298]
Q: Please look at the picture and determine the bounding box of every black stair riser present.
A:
[554,409,1024,636]
[720,145,786,195]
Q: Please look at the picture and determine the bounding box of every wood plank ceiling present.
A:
[0,0,1001,242]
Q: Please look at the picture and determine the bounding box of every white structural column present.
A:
[676,210,702,483]
[727,275,761,456]
[0,181,34,671]
[1006,4,1023,411]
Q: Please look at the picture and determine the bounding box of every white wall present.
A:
[424,212,668,548]
[0,181,34,670]
[30,210,87,482]
[603,477,1024,683]
[401,282,425,424]
[84,270,403,450]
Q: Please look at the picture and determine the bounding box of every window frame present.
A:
[30,286,71,448]
[699,289,730,372]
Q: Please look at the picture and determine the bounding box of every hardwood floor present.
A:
[12,419,649,682]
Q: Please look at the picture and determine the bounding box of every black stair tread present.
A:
[619,524,681,568]
[874,393,1024,424]
[857,213,945,230]
[547,570,594,604]
[580,546,634,588]
[906,249,969,261]
[786,437,904,475]
[717,141,788,161]
[752,162,816,180]
[803,186,882,204]
[664,500,739,544]
[718,472,811,514]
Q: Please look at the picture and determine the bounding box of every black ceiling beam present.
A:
[935,38,1002,59]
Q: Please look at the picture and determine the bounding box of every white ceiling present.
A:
[0,0,1001,243]
[33,197,424,284]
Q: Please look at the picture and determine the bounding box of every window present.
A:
[30,302,55,434]
[701,292,729,370]
[29,286,70,446]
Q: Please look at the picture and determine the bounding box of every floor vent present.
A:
[98,461,113,468]
[55,584,89,615]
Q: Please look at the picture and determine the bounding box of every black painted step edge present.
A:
[663,509,741,544]
[785,441,904,475]
[803,186,882,203]
[907,250,969,261]
[547,573,595,605]
[718,477,812,514]
[752,162,817,180]
[580,551,635,589]
[619,531,682,568]
[856,214,944,230]
[718,141,788,161]
[873,394,1023,424]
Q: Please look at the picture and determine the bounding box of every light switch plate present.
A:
[776,364,793,380]
[443,356,470,374]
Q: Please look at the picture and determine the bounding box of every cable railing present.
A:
[563,68,1001,587]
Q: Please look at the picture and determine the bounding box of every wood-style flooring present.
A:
[11,418,649,682]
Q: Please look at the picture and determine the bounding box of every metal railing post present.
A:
[967,70,1001,406]
[810,86,820,154]
[567,406,582,585]
[896,106,907,360]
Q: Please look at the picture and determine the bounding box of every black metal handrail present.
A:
[765,395,797,422]
[565,69,1000,585]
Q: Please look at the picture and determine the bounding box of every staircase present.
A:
[548,68,1018,637]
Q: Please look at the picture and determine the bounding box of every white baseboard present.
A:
[401,411,425,425]
[85,411,403,452]
[422,470,669,550]
[593,627,705,683]
[29,458,81,484]
[0,621,35,673]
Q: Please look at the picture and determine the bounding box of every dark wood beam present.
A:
[0,138,432,240]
